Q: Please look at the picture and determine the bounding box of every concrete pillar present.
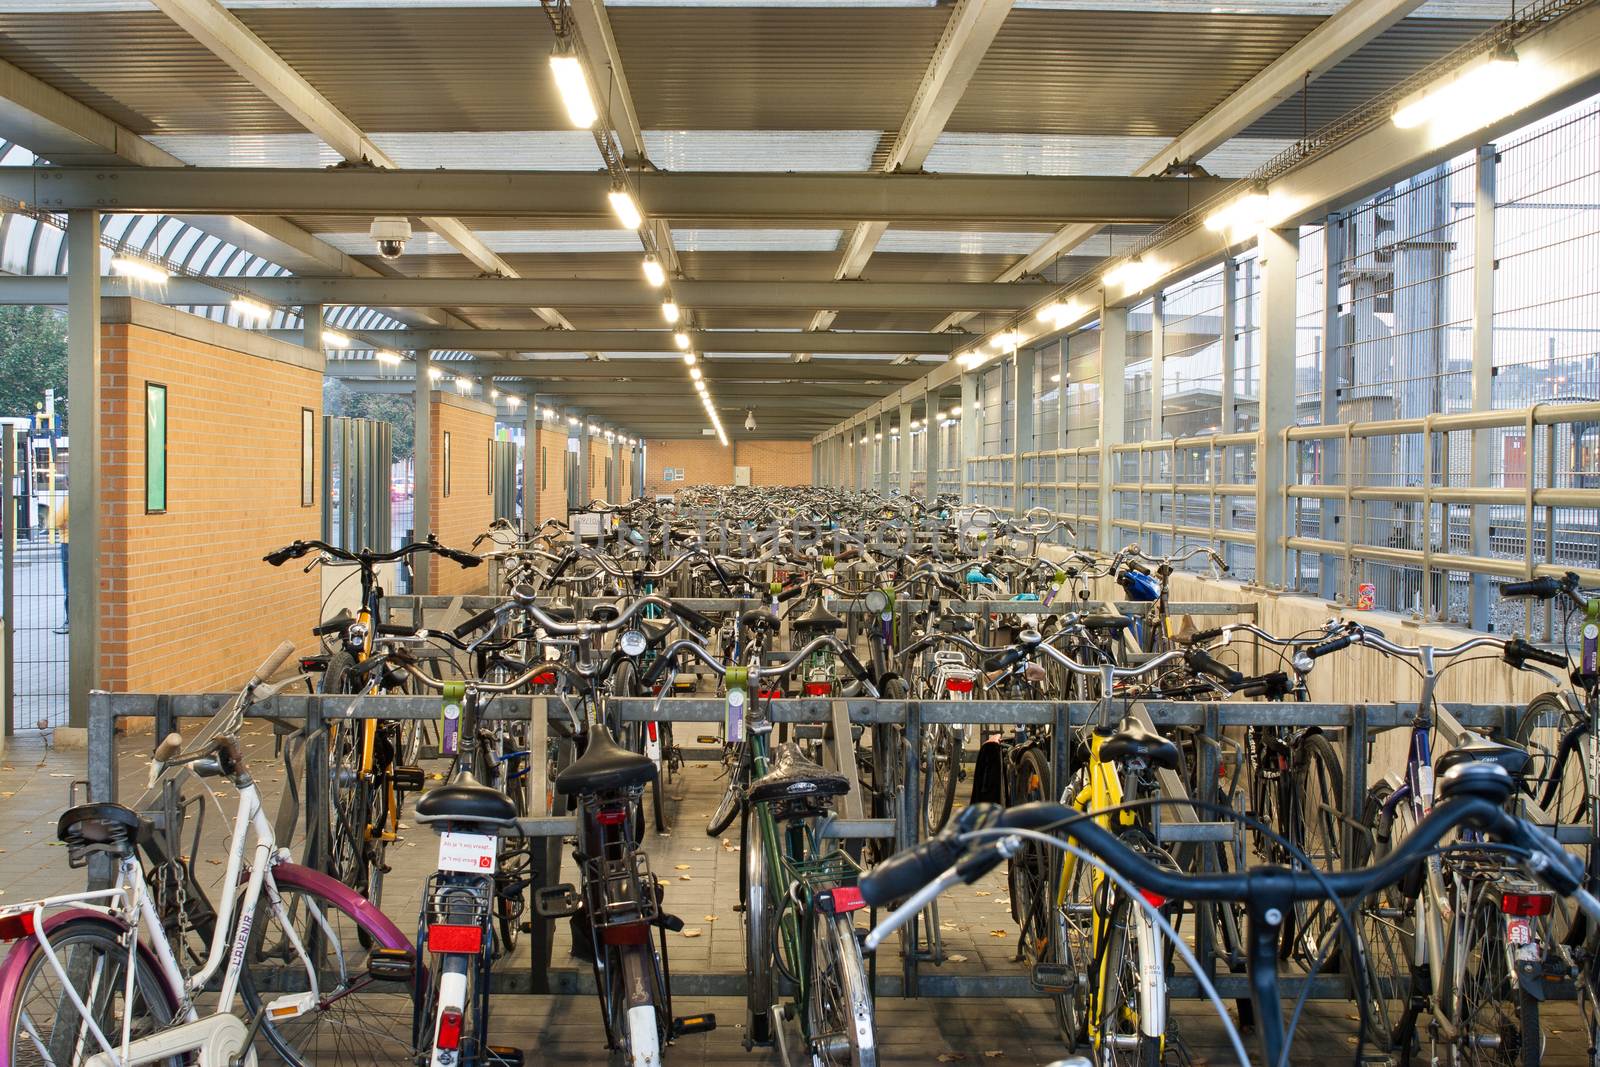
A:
[1098,298,1128,554]
[1013,346,1035,515]
[66,210,100,731]
[1469,145,1498,628]
[1149,294,1166,441]
[412,352,432,593]
[877,413,892,496]
[924,389,941,504]
[302,303,324,354]
[519,396,534,532]
[1319,218,1346,600]
[575,416,591,508]
[1219,260,1237,435]
[611,436,623,502]
[898,400,913,497]
[1257,226,1301,589]
[958,373,978,505]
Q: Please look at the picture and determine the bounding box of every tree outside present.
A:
[0,306,68,431]
[323,377,415,459]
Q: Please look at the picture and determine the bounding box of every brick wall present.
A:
[428,392,494,596]
[98,300,323,692]
[643,438,812,493]
[534,425,569,525]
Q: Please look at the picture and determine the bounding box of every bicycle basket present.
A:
[788,850,862,893]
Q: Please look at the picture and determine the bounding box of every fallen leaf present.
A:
[974,890,990,897]
[983,1053,1005,1059]
[679,874,692,881]
[681,928,703,938]
[946,953,968,963]
[0,793,12,800]
[49,773,69,778]
[988,929,1008,939]
[937,1055,967,1063]
[675,864,692,871]
[690,847,704,853]
[704,915,718,922]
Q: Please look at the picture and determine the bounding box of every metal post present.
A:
[876,413,891,496]
[1149,293,1166,442]
[898,400,913,497]
[1220,258,1236,436]
[1,425,12,740]
[301,304,324,354]
[1320,217,1345,600]
[1098,298,1129,554]
[924,389,941,504]
[1012,345,1035,516]
[67,210,101,732]
[959,373,978,505]
[1257,227,1300,589]
[520,397,534,532]
[1469,146,1497,629]
[413,352,432,594]
[574,418,591,508]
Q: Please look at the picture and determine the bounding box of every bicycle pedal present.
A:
[486,1046,524,1067]
[672,1013,717,1037]
[1029,962,1077,994]
[696,735,720,745]
[366,947,416,983]
[534,883,582,919]
[393,766,425,791]
[655,912,686,933]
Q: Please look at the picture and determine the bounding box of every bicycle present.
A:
[0,643,419,1067]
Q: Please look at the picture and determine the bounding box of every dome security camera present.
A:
[744,409,757,431]
[369,216,412,260]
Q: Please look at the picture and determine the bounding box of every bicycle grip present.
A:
[982,645,1028,673]
[454,606,502,639]
[311,612,354,637]
[1186,647,1242,686]
[858,834,966,906]
[669,601,715,635]
[376,622,419,638]
[1185,627,1223,645]
[1305,634,1352,660]
[776,581,807,603]
[263,542,303,567]
[251,640,297,687]
[1501,577,1561,600]
[1505,637,1568,670]
[838,647,873,685]
[441,548,482,568]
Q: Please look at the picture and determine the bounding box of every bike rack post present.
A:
[301,693,328,875]
[900,698,922,997]
[1192,701,1221,984]
[85,693,120,889]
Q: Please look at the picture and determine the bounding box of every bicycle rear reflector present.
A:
[436,1009,464,1051]
[0,911,35,940]
[427,924,484,954]
[945,678,975,694]
[1501,892,1552,916]
[805,682,833,696]
[818,886,868,914]
[1139,889,1167,910]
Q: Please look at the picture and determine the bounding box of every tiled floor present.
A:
[1,724,1595,1065]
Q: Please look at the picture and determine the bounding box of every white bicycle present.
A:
[0,642,418,1067]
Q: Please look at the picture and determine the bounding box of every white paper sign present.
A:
[437,832,498,874]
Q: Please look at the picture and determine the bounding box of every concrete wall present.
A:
[428,391,494,596]
[98,299,322,692]
[643,438,812,493]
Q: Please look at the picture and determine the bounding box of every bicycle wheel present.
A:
[241,867,420,1067]
[1006,746,1052,953]
[1093,891,1162,1067]
[1350,782,1415,1052]
[922,724,960,837]
[1044,822,1093,1048]
[1517,691,1588,944]
[1285,731,1345,970]
[0,915,180,1067]
[742,808,776,1045]
[707,747,745,839]
[806,911,877,1067]
[1451,880,1539,1067]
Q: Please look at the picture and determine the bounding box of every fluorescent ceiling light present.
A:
[642,255,666,287]
[684,352,697,365]
[674,330,690,349]
[990,330,1020,352]
[1393,51,1524,131]
[428,366,444,381]
[1035,300,1082,329]
[110,256,169,284]
[230,296,271,323]
[661,301,680,324]
[1103,257,1161,294]
[322,329,351,348]
[549,49,598,129]
[690,367,703,381]
[375,349,402,365]
[1204,190,1275,240]
[506,394,520,407]
[609,189,643,230]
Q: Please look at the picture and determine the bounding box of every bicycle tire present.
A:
[1006,746,1052,946]
[240,864,419,1067]
[0,912,181,1067]
[1044,796,1093,1048]
[1285,731,1345,971]
[1349,781,1414,1052]
[1093,892,1162,1067]
[922,724,960,837]
[707,758,744,839]
[806,911,877,1067]
[1450,881,1538,1067]
[742,808,775,1046]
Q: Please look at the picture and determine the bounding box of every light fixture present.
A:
[1035,300,1083,329]
[542,406,555,419]
[609,188,643,230]
[428,366,445,382]
[506,395,520,408]
[744,408,756,431]
[455,377,471,394]
[690,367,703,381]
[322,329,351,348]
[230,296,271,324]
[1204,189,1275,240]
[661,301,680,324]
[683,352,697,366]
[950,405,961,416]
[1393,47,1522,131]
[642,254,666,288]
[110,256,169,284]
[673,330,690,350]
[549,46,598,129]
[491,388,500,400]
[1103,257,1161,294]
[375,349,402,365]
[1050,373,1061,383]
[568,415,580,426]
[991,330,1020,352]
[958,351,985,370]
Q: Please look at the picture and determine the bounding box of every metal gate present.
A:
[322,416,392,553]
[491,439,518,524]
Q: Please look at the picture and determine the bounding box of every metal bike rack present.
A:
[86,689,1581,1003]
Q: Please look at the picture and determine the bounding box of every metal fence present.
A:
[2,423,68,734]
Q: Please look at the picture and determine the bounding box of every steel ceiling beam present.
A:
[269,328,954,355]
[931,0,1430,332]
[145,0,573,330]
[9,167,1233,225]
[811,0,1015,333]
[0,275,1051,310]
[325,357,930,382]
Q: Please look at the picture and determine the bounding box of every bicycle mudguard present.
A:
[268,862,414,952]
[0,910,181,1067]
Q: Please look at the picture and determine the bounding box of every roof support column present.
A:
[520,396,535,533]
[1318,217,1346,598]
[1219,261,1236,436]
[924,389,941,505]
[412,352,432,594]
[1469,145,1498,629]
[67,209,100,732]
[898,400,914,497]
[877,415,890,496]
[1257,226,1300,590]
[1097,298,1128,555]
[959,373,978,506]
[1012,346,1035,518]
[1149,294,1165,443]
[302,303,323,355]
[575,420,591,511]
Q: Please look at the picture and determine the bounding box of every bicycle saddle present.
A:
[641,617,676,646]
[793,601,846,633]
[554,724,657,795]
[1435,737,1532,783]
[589,603,621,624]
[542,604,577,623]
[415,771,519,828]
[57,802,149,860]
[1100,718,1181,770]
[740,608,780,632]
[938,616,975,634]
[1081,614,1134,632]
[746,742,849,807]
